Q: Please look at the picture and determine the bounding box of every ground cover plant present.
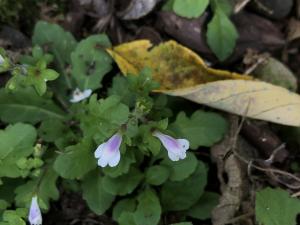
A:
[0,0,300,225]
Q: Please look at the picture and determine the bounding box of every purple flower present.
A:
[153,131,189,161]
[94,133,122,167]
[28,196,42,225]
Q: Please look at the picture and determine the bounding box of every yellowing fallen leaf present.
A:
[107,40,300,126]
[107,40,252,90]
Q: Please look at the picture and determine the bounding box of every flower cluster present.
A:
[94,131,189,167]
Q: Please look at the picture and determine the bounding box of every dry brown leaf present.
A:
[107,40,300,126]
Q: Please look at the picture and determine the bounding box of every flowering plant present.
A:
[0,21,228,225]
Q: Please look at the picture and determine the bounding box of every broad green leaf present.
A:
[102,167,143,196]
[0,88,65,124]
[210,0,233,16]
[161,152,197,181]
[32,21,77,65]
[113,198,137,221]
[146,165,170,186]
[103,150,135,178]
[161,162,207,211]
[0,123,36,178]
[82,170,115,215]
[170,223,193,225]
[133,189,161,225]
[188,192,220,220]
[53,139,96,179]
[256,188,300,225]
[79,95,129,142]
[38,119,66,142]
[118,212,137,225]
[170,111,228,149]
[170,222,193,225]
[15,167,59,210]
[206,8,238,61]
[32,21,77,92]
[2,210,25,225]
[173,0,209,18]
[71,34,112,90]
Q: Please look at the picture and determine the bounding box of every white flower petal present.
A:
[98,156,109,167]
[0,55,4,65]
[94,143,105,158]
[177,139,189,151]
[70,88,92,103]
[108,150,121,167]
[168,150,180,161]
[28,196,42,225]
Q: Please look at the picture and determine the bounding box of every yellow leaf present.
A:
[107,40,252,90]
[107,40,300,126]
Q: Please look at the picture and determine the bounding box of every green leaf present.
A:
[71,34,112,90]
[133,189,161,225]
[256,187,300,225]
[206,8,238,61]
[146,165,170,186]
[210,0,233,16]
[32,21,77,92]
[113,198,137,221]
[32,21,77,65]
[0,88,65,124]
[53,139,96,179]
[170,111,228,149]
[102,167,143,196]
[38,119,66,142]
[188,192,220,220]
[82,170,115,215]
[2,210,26,225]
[79,95,129,142]
[173,0,209,18]
[0,123,37,178]
[15,167,59,210]
[118,212,137,225]
[161,152,197,181]
[161,162,207,211]
[103,150,136,178]
[170,223,193,225]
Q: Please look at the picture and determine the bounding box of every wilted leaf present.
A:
[108,40,300,126]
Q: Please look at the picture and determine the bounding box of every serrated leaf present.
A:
[82,170,115,215]
[146,165,170,185]
[161,152,197,181]
[0,88,65,124]
[256,188,300,225]
[53,139,96,179]
[161,162,207,211]
[71,34,112,90]
[2,210,25,225]
[170,111,228,149]
[15,167,59,210]
[173,0,209,18]
[38,119,66,142]
[102,167,143,196]
[79,95,130,142]
[133,189,161,225]
[0,123,37,178]
[206,8,238,61]
[188,192,220,220]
